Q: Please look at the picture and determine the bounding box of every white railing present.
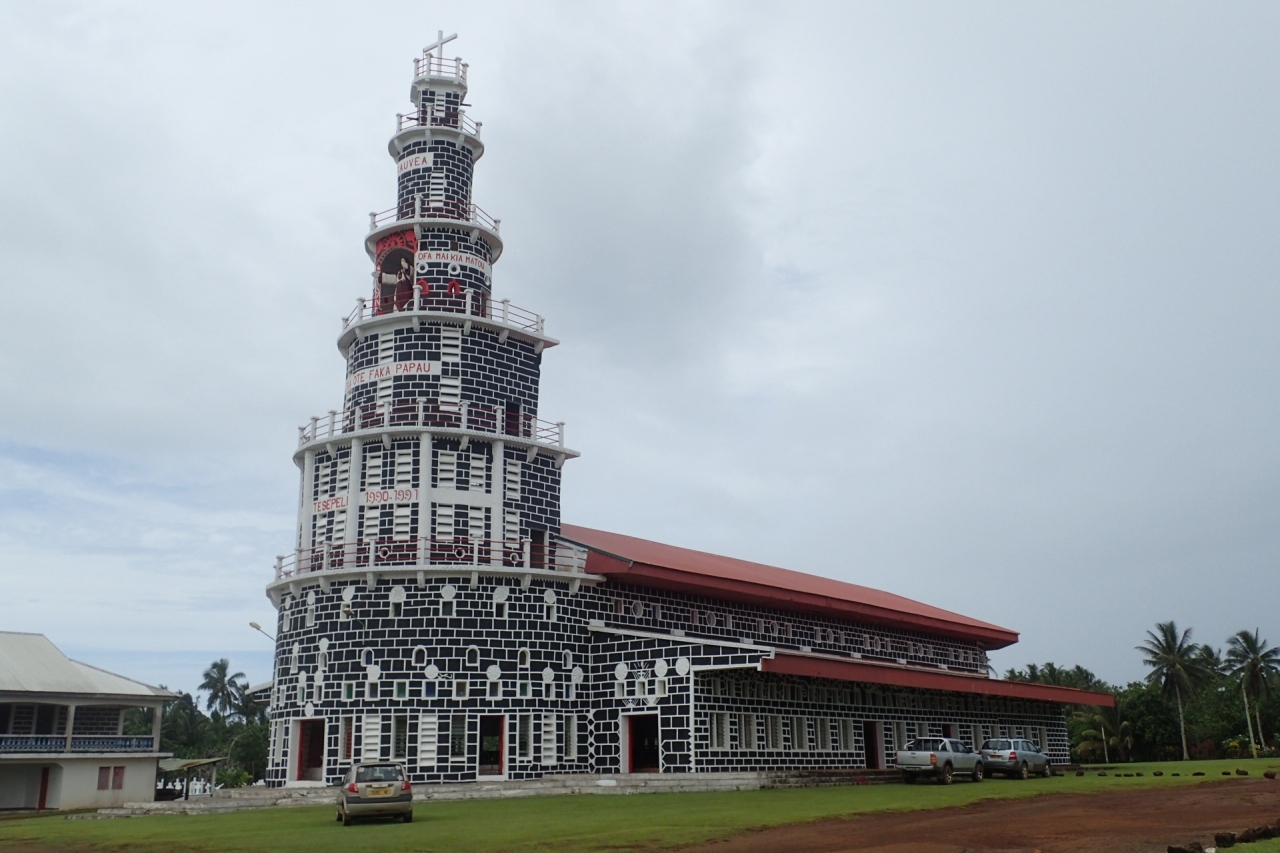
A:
[298,400,565,450]
[370,200,499,233]
[397,107,481,137]
[342,286,545,336]
[414,54,467,82]
[274,537,588,580]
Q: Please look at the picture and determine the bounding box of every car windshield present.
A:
[904,738,945,752]
[355,765,404,782]
[983,739,1012,751]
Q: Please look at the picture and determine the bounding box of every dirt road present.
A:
[680,779,1280,853]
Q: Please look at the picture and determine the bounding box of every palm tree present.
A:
[200,659,246,716]
[1226,629,1280,756]
[1137,621,1207,761]
[1074,700,1133,763]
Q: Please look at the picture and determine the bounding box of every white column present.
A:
[64,704,76,751]
[299,449,316,551]
[346,439,364,550]
[151,704,162,751]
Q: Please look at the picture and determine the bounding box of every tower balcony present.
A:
[267,536,603,600]
[390,107,485,161]
[338,288,557,352]
[366,201,503,262]
[296,401,578,464]
[413,54,467,84]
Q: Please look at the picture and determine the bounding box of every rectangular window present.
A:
[565,714,578,760]
[449,714,467,761]
[710,712,729,750]
[494,602,506,619]
[456,680,468,699]
[440,600,454,617]
[546,603,556,622]
[636,678,647,697]
[791,717,808,750]
[391,601,403,618]
[541,713,557,766]
[838,719,854,752]
[423,682,437,699]
[418,714,438,764]
[816,718,832,751]
[338,717,352,761]
[656,679,667,698]
[392,715,408,759]
[111,766,125,790]
[394,681,408,700]
[518,714,532,758]
[764,716,781,750]
[97,766,111,790]
[519,680,530,698]
[366,681,378,700]
[343,682,355,701]
[614,681,624,699]
[740,713,757,750]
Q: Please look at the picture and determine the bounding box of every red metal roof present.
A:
[559,525,1020,650]
[765,653,1115,707]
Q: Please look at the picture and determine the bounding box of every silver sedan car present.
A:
[979,738,1052,779]
[336,761,413,825]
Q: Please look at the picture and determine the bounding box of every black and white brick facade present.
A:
[265,39,1082,788]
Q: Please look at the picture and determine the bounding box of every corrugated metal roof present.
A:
[560,525,1019,649]
[0,632,174,700]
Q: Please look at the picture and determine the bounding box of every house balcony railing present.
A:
[0,735,156,753]
[369,200,499,234]
[274,537,588,581]
[343,286,545,336]
[299,400,565,451]
[397,107,480,137]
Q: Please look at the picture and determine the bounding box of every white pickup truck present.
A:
[895,737,983,784]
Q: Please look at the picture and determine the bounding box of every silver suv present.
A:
[979,738,1051,779]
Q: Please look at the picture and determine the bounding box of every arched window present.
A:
[361,648,374,667]
[517,648,530,669]
[562,650,572,669]
[466,646,480,667]
[412,647,427,667]
[305,591,316,628]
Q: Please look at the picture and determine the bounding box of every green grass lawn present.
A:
[0,758,1276,853]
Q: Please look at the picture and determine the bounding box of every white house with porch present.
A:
[0,632,174,810]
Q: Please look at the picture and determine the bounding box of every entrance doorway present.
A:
[479,715,505,776]
[297,720,326,782]
[628,714,659,773]
[862,721,881,769]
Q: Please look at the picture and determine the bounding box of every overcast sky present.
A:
[1,2,1277,697]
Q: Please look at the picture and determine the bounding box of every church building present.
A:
[265,35,1110,787]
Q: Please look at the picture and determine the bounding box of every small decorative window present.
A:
[494,601,507,619]
[394,681,408,700]
[562,650,572,669]
[545,603,556,622]
[423,682,437,698]
[466,646,480,667]
[361,648,374,667]
[441,600,454,617]
[366,681,377,699]
[343,682,355,701]
[305,591,316,628]
[440,584,457,617]
[412,647,427,667]
[456,680,469,699]
[517,648,530,668]
[631,600,646,618]
[613,598,624,615]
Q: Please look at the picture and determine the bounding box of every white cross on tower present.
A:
[424,30,458,59]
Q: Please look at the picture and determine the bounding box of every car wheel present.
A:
[972,763,984,783]
[939,763,954,785]
[341,809,353,827]
[335,808,343,822]
[1017,762,1029,780]
[402,811,413,823]
[903,772,917,784]
[1041,761,1052,778]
